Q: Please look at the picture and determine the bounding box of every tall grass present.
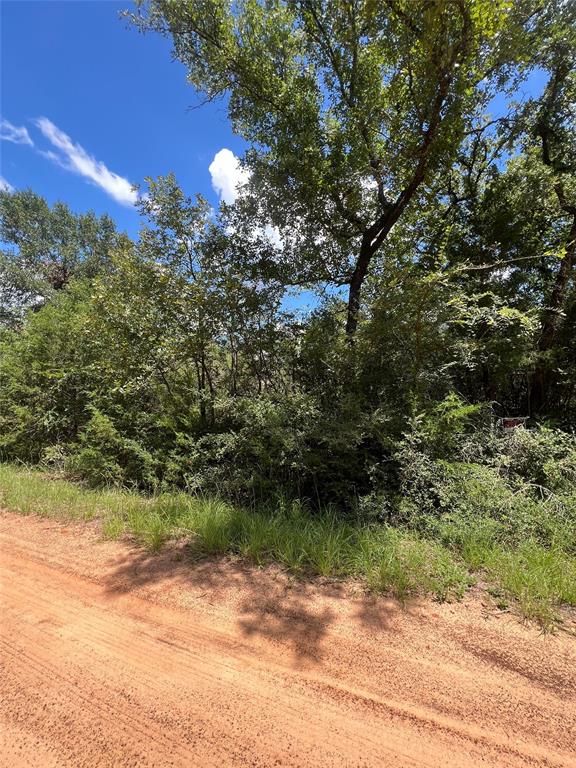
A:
[1,463,574,627]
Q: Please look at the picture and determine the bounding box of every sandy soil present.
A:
[1,511,575,768]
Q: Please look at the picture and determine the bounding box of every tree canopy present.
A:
[129,0,558,333]
[0,189,122,326]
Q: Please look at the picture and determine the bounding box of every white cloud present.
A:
[0,175,14,193]
[0,119,33,146]
[209,148,249,204]
[38,149,61,164]
[209,148,282,249]
[34,117,137,207]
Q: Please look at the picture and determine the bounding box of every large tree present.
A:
[130,0,543,334]
[0,189,121,326]
[94,174,289,425]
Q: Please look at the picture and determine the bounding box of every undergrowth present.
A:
[1,463,574,628]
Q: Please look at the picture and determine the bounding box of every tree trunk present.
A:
[531,214,576,415]
[345,201,409,335]
[539,214,576,353]
[345,234,373,336]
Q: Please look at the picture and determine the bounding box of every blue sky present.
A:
[0,0,246,238]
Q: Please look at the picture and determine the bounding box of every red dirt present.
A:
[1,511,575,767]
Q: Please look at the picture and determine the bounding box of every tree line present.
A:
[1,0,575,510]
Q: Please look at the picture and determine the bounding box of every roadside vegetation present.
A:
[1,2,575,630]
[2,458,574,629]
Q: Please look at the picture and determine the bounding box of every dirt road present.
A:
[1,511,575,767]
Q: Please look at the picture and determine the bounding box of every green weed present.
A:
[1,463,574,627]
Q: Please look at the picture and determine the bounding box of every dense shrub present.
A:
[394,414,576,555]
[158,393,392,505]
[66,410,157,490]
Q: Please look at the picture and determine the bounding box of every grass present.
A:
[485,542,576,626]
[1,462,574,627]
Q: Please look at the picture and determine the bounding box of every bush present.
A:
[501,426,576,492]
[161,392,389,505]
[66,410,157,489]
[394,417,576,555]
